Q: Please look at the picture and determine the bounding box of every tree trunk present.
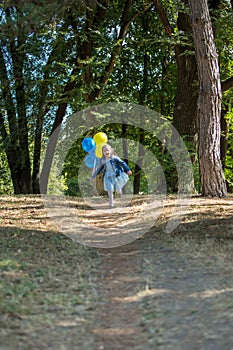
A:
[5,146,23,194]
[0,15,32,194]
[173,11,198,143]
[40,99,73,194]
[132,12,148,195]
[121,123,129,194]
[188,0,227,197]
[133,128,145,194]
[13,43,32,193]
[32,109,46,194]
[0,119,21,194]
[153,1,198,142]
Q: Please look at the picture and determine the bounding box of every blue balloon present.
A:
[82,138,96,152]
[85,153,96,168]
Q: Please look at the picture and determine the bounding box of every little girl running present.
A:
[91,144,132,207]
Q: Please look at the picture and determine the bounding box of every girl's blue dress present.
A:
[103,158,129,192]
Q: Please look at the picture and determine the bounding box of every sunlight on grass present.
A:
[190,288,233,298]
[92,327,136,336]
[112,288,172,303]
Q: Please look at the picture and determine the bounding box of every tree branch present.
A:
[93,0,108,27]
[221,76,233,92]
[152,0,187,61]
[152,0,173,37]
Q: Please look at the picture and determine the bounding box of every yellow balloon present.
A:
[96,148,102,158]
[93,132,108,145]
[96,142,106,158]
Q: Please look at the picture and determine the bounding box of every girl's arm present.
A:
[114,157,131,174]
[91,164,104,179]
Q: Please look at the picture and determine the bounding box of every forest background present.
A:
[0,0,233,198]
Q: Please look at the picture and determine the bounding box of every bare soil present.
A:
[0,195,233,350]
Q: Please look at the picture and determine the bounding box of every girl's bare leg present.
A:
[108,191,114,206]
[116,189,122,197]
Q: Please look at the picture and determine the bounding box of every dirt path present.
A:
[0,195,233,349]
[91,239,233,349]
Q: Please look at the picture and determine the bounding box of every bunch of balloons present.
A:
[82,132,108,169]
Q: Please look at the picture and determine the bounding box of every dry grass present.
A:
[0,195,232,349]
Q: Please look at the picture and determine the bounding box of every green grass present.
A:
[0,223,100,336]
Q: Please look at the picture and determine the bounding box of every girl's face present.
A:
[103,145,111,158]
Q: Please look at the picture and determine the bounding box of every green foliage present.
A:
[224,110,233,192]
[0,148,13,194]
[101,8,177,113]
[0,0,232,195]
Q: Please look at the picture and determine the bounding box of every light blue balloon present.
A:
[85,153,96,168]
